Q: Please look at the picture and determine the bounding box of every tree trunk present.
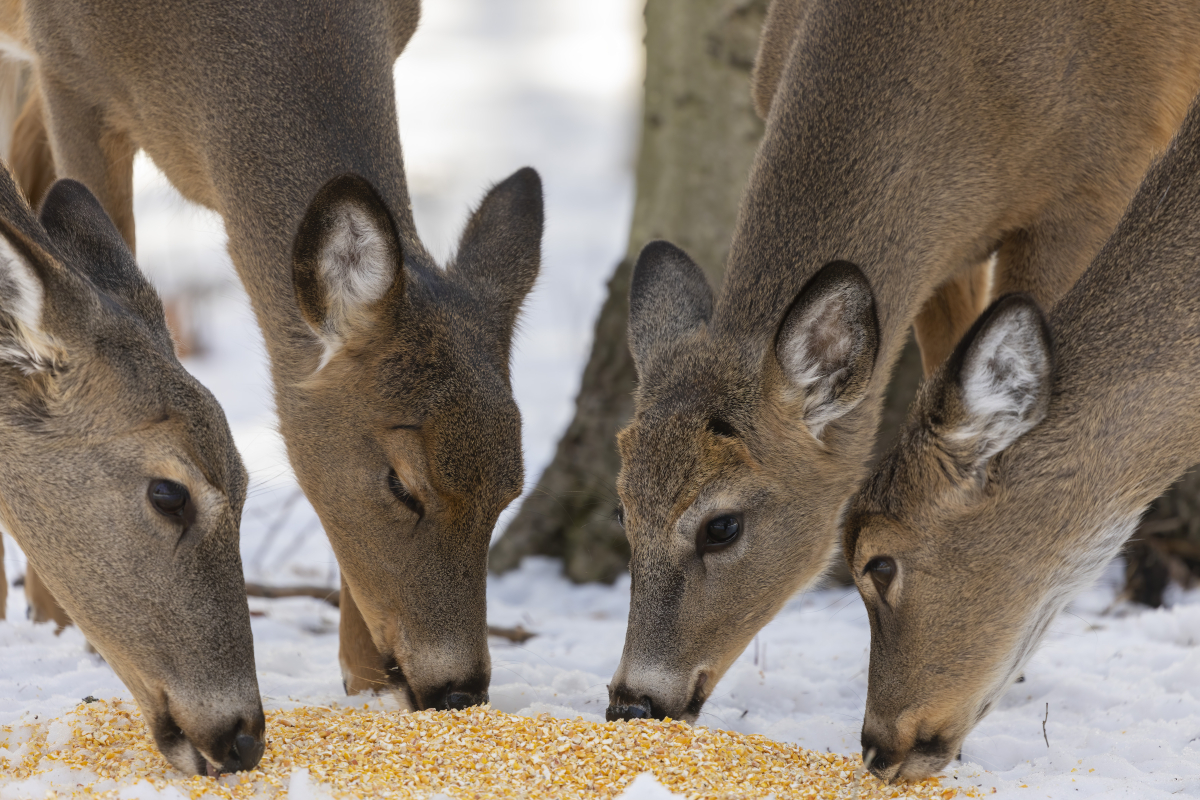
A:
[489,0,770,582]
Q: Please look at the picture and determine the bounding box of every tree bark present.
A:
[490,0,770,582]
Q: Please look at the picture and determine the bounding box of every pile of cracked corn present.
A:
[0,699,983,799]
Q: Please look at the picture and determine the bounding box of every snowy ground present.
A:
[4,1,1200,798]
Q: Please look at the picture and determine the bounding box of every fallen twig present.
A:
[244,582,341,606]
[487,625,536,643]
[243,582,537,642]
[1042,703,1050,748]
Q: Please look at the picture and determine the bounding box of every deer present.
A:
[0,0,544,710]
[0,168,264,776]
[843,90,1200,782]
[606,0,1200,723]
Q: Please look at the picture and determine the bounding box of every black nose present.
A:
[607,683,667,721]
[212,730,266,774]
[440,690,488,710]
[606,699,653,721]
[232,733,266,771]
[426,675,490,711]
[860,732,896,777]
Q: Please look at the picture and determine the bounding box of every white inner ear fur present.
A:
[954,308,1049,461]
[313,203,394,369]
[779,291,856,440]
[0,236,56,374]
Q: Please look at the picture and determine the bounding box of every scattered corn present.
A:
[0,699,983,799]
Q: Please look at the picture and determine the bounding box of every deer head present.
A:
[843,294,1058,781]
[608,241,881,721]
[0,174,263,775]
[283,168,542,709]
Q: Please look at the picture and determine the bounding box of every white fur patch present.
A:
[313,204,394,368]
[978,512,1139,723]
[779,292,857,440]
[953,309,1049,460]
[0,236,55,374]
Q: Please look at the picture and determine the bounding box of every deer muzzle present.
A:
[151,701,266,777]
[606,662,709,722]
[860,720,958,782]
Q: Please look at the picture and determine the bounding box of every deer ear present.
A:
[628,240,713,373]
[775,261,878,439]
[292,173,404,368]
[941,293,1053,469]
[38,179,174,353]
[0,215,60,375]
[453,167,543,337]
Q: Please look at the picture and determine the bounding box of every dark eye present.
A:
[706,417,737,438]
[615,505,626,528]
[865,556,897,599]
[148,480,191,523]
[388,469,424,518]
[702,514,742,552]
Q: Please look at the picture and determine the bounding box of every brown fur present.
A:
[1,0,545,709]
[10,84,54,210]
[0,169,263,775]
[608,0,1200,723]
[844,94,1200,781]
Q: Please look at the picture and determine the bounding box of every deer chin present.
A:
[152,720,225,778]
[383,657,419,711]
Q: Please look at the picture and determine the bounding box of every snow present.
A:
[4,1,1200,798]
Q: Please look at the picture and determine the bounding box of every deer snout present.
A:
[861,722,956,782]
[860,728,901,782]
[605,684,657,721]
[209,729,267,776]
[426,675,490,711]
[151,704,266,776]
[396,646,491,712]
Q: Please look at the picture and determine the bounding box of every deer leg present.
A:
[338,573,390,695]
[36,76,136,251]
[10,85,58,211]
[25,563,72,631]
[912,259,994,377]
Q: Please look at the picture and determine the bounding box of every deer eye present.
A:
[701,513,742,553]
[388,469,424,518]
[706,417,737,438]
[148,480,191,523]
[865,556,897,599]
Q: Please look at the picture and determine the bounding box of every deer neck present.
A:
[194,88,426,399]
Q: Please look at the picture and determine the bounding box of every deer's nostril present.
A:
[861,733,895,776]
[442,691,487,711]
[605,697,654,721]
[233,733,265,771]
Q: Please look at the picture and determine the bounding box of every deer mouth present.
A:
[682,672,710,721]
[383,656,420,710]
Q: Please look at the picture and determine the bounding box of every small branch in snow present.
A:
[245,582,341,605]
[243,582,536,642]
[487,625,537,643]
[1042,703,1050,748]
